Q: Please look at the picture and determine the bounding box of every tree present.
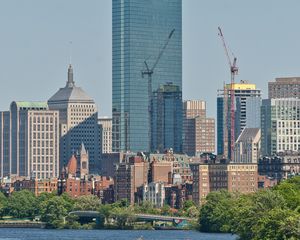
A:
[111,207,136,229]
[6,190,36,218]
[40,196,69,228]
[0,192,7,218]
[73,195,101,211]
[199,190,236,233]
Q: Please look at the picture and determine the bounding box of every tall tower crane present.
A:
[218,27,238,160]
[142,28,175,151]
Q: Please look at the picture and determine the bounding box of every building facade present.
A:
[48,65,100,173]
[112,0,182,153]
[0,111,11,178]
[190,160,258,205]
[258,152,300,180]
[261,98,300,156]
[7,102,60,179]
[114,156,149,205]
[98,117,112,154]
[183,100,215,156]
[234,128,261,163]
[217,80,261,159]
[151,83,182,153]
[268,77,300,99]
[143,182,165,208]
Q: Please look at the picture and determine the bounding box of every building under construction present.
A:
[217,80,261,160]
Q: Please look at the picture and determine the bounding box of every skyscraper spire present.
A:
[66,64,75,88]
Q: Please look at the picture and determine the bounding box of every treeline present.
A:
[199,176,300,240]
[0,190,199,229]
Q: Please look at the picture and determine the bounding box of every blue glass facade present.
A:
[112,0,182,152]
[151,83,182,153]
[217,97,224,155]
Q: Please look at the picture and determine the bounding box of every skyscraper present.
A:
[1,102,59,179]
[48,65,100,173]
[261,98,300,156]
[183,100,215,156]
[98,117,112,154]
[112,0,182,153]
[217,80,261,159]
[151,83,182,153]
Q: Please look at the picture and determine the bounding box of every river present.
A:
[0,228,235,240]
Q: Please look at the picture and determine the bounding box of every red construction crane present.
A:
[218,27,238,161]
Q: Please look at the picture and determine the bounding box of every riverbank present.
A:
[0,220,45,228]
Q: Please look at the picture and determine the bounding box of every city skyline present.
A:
[1,1,300,118]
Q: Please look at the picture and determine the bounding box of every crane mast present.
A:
[218,27,238,160]
[142,29,175,151]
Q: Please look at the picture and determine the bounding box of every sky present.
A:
[1,0,300,118]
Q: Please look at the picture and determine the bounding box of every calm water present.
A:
[0,228,236,240]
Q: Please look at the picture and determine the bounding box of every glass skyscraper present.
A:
[112,0,182,153]
[151,83,182,153]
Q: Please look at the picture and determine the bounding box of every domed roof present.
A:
[67,155,77,175]
[48,65,94,104]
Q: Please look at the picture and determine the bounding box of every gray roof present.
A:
[48,65,94,104]
[236,128,260,142]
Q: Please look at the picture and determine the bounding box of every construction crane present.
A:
[141,28,175,151]
[218,27,238,161]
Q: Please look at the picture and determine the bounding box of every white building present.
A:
[234,128,261,163]
[48,65,100,173]
[98,117,112,154]
[1,102,59,179]
[143,182,165,208]
[261,98,300,155]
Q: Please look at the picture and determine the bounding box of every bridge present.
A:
[69,211,194,228]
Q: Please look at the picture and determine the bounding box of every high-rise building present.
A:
[98,117,112,154]
[48,65,100,173]
[217,80,261,159]
[268,77,300,99]
[8,102,59,179]
[0,111,11,178]
[151,83,182,153]
[112,0,182,153]
[234,128,261,163]
[261,98,300,156]
[183,100,215,156]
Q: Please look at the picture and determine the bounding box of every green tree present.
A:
[73,195,101,211]
[253,208,300,240]
[199,190,236,233]
[6,190,36,218]
[40,196,68,228]
[111,207,136,229]
[274,176,300,210]
[0,192,7,218]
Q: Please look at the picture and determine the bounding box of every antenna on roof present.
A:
[69,41,73,65]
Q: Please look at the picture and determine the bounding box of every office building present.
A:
[261,98,300,156]
[268,77,300,99]
[0,111,11,178]
[217,80,261,159]
[234,128,261,163]
[98,117,112,154]
[8,102,59,179]
[112,0,182,153]
[151,83,182,153]
[48,65,100,173]
[183,100,215,156]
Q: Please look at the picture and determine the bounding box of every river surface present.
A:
[0,228,236,240]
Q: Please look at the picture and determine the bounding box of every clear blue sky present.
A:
[1,0,300,118]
